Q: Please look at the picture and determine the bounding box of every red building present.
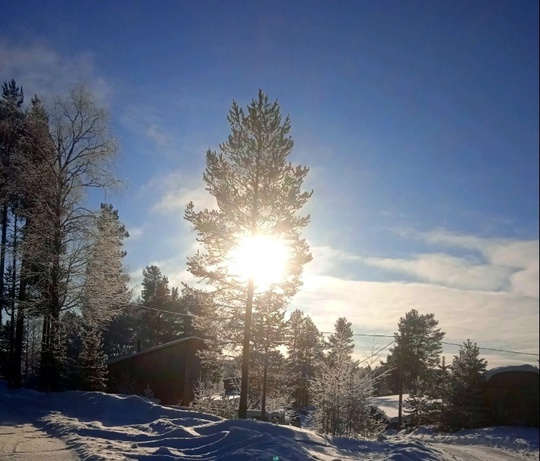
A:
[107,337,205,405]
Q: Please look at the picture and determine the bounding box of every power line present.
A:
[321,332,394,338]
[130,311,538,358]
[321,331,538,358]
[441,341,539,357]
[130,303,193,318]
[357,340,395,366]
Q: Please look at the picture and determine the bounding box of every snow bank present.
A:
[1,381,537,460]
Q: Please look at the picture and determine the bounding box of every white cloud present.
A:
[390,229,540,298]
[144,170,217,214]
[365,253,512,292]
[307,245,361,275]
[289,230,539,368]
[126,226,144,240]
[291,273,539,368]
[421,229,538,268]
[510,263,539,298]
[119,105,178,155]
[0,39,111,102]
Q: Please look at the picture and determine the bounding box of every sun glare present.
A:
[228,235,289,289]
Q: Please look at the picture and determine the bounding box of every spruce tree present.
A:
[185,90,312,418]
[137,265,183,348]
[79,204,130,390]
[404,377,439,426]
[285,310,325,409]
[442,339,488,431]
[326,317,355,364]
[82,204,131,329]
[78,324,108,391]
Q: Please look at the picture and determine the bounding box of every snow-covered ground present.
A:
[0,381,537,460]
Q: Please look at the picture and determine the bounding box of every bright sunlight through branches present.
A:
[228,235,289,290]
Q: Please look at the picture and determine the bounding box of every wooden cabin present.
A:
[483,364,539,427]
[107,337,204,405]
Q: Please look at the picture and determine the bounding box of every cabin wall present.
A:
[107,338,203,405]
[483,371,539,427]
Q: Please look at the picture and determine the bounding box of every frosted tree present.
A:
[0,80,26,387]
[81,204,131,328]
[33,85,120,391]
[249,291,287,418]
[404,377,439,426]
[78,324,108,391]
[0,80,25,333]
[310,316,378,438]
[78,204,130,391]
[185,90,312,418]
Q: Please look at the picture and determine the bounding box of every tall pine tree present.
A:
[185,90,312,418]
[383,309,445,393]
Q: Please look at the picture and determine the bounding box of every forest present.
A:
[0,80,492,436]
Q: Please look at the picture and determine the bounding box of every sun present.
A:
[228,234,288,289]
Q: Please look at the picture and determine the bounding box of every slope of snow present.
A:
[408,426,539,456]
[371,394,409,422]
[1,380,537,460]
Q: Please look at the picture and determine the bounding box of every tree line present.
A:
[1,81,491,436]
[0,79,137,391]
[193,307,490,436]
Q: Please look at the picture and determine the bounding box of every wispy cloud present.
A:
[144,170,217,214]
[0,39,111,102]
[119,105,178,156]
[308,245,362,275]
[126,226,144,240]
[364,253,512,292]
[293,273,538,368]
[292,229,539,367]
[421,229,539,297]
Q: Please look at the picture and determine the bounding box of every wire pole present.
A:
[397,328,404,430]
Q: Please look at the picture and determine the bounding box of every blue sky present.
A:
[1,0,538,367]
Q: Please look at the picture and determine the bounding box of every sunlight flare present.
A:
[228,234,289,289]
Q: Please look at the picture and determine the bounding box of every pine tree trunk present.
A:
[0,203,7,328]
[13,254,27,389]
[261,353,268,419]
[238,277,255,418]
[7,215,17,388]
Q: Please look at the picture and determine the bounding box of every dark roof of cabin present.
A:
[106,336,205,365]
[484,364,539,381]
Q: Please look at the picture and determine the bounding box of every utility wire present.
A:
[132,309,538,358]
[441,341,539,357]
[321,332,394,338]
[321,331,538,357]
[357,340,395,366]
[130,303,193,318]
